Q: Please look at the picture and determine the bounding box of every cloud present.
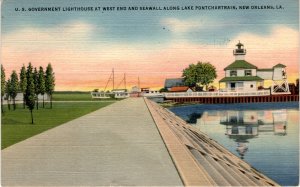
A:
[160,18,203,34]
[1,23,298,91]
[62,21,96,37]
[228,25,298,51]
[2,21,96,48]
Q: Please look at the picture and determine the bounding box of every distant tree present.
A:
[38,67,46,108]
[19,64,27,109]
[1,65,6,113]
[33,67,40,109]
[182,62,217,90]
[5,79,11,110]
[10,71,19,110]
[159,87,168,93]
[296,79,299,95]
[25,63,35,124]
[45,63,55,108]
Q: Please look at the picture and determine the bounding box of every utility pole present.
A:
[124,73,126,90]
[112,68,114,90]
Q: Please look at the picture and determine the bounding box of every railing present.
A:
[91,91,130,99]
[91,92,111,98]
[140,92,164,97]
[115,92,130,99]
[164,90,270,98]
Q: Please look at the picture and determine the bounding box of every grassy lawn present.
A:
[52,91,116,101]
[1,101,114,149]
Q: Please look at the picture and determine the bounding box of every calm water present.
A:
[169,102,299,186]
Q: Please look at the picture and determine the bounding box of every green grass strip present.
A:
[1,101,114,149]
[52,92,116,101]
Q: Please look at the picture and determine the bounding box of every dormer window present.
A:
[245,70,252,76]
[230,70,237,77]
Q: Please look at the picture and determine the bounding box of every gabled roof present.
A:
[164,78,184,88]
[273,63,286,68]
[219,76,263,82]
[224,60,257,70]
[170,86,190,92]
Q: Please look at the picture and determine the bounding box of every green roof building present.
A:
[219,42,264,92]
[219,42,290,94]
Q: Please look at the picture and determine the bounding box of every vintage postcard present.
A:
[1,0,299,186]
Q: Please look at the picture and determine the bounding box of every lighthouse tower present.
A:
[233,41,246,60]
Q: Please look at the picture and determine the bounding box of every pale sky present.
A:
[1,0,299,91]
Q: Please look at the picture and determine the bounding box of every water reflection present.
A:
[186,112,203,123]
[221,110,287,136]
[170,103,298,186]
[193,109,287,159]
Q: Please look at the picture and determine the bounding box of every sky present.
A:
[1,0,299,91]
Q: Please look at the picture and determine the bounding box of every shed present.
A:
[164,78,184,90]
[170,86,192,92]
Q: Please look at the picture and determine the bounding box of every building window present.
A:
[230,70,237,77]
[245,70,252,76]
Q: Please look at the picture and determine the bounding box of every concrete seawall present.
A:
[145,98,279,186]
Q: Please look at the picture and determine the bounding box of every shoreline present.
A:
[160,100,299,108]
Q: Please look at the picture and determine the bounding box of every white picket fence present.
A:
[164,90,270,98]
[7,93,49,101]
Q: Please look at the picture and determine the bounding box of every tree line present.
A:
[1,63,55,124]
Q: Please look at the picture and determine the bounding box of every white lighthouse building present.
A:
[219,42,290,94]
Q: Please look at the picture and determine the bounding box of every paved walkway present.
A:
[2,98,183,186]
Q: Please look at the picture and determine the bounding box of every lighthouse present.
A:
[233,41,246,60]
[219,41,290,94]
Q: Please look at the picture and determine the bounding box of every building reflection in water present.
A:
[193,109,288,159]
